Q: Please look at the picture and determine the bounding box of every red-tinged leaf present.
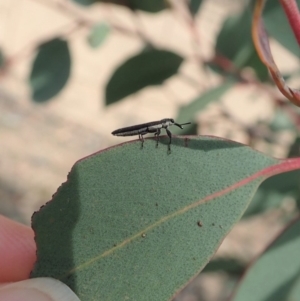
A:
[243,169,300,218]
[252,0,300,106]
[263,0,300,56]
[280,0,300,46]
[30,136,300,301]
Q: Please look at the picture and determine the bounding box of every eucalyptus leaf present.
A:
[264,0,300,57]
[231,217,300,301]
[269,110,295,131]
[174,80,235,134]
[29,38,71,102]
[71,0,167,12]
[203,257,245,275]
[129,0,167,12]
[0,48,4,68]
[88,23,110,48]
[31,136,300,301]
[105,49,183,105]
[244,170,300,218]
[72,0,97,5]
[216,8,268,81]
[188,0,203,16]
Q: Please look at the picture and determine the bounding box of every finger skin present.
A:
[0,215,36,282]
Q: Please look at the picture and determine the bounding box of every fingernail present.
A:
[0,277,80,301]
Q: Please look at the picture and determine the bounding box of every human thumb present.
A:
[0,277,80,301]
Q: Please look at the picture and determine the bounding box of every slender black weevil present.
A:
[112,118,191,151]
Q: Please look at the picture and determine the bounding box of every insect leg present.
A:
[154,128,161,147]
[139,134,144,148]
[138,131,148,149]
[166,128,172,152]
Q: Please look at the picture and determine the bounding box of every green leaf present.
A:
[216,9,251,67]
[30,136,300,301]
[71,0,97,5]
[243,170,300,218]
[248,0,300,57]
[29,38,71,103]
[174,80,235,134]
[269,110,295,131]
[244,48,269,82]
[231,217,300,301]
[0,48,4,68]
[263,0,300,57]
[288,136,300,158]
[244,132,300,218]
[71,0,168,12]
[203,257,245,275]
[188,0,203,16]
[87,23,110,48]
[105,49,183,105]
[216,8,268,81]
[129,0,167,12]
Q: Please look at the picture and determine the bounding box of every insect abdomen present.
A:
[112,127,147,137]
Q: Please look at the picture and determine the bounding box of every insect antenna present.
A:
[174,122,191,129]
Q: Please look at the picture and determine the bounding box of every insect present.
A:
[112,118,191,151]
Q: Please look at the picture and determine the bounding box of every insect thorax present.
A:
[160,118,174,128]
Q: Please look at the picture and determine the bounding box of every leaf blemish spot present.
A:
[197,221,203,227]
